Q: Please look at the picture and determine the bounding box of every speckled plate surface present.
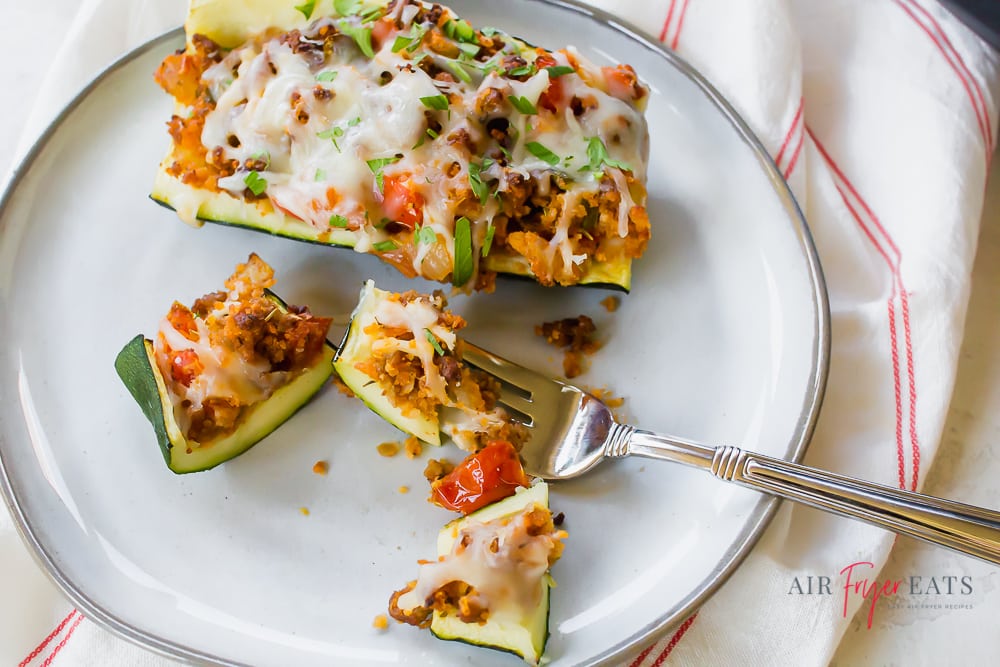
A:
[0,1,828,665]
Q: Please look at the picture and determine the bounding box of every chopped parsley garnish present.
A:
[424,329,446,355]
[294,0,316,19]
[373,240,398,252]
[457,42,481,57]
[526,141,560,166]
[480,26,500,36]
[545,65,575,77]
[444,19,476,43]
[426,127,439,139]
[367,155,402,193]
[317,126,345,151]
[508,64,536,77]
[420,94,449,111]
[359,5,383,22]
[467,160,492,205]
[315,70,338,82]
[508,95,537,115]
[249,150,271,168]
[329,214,349,228]
[244,170,267,196]
[338,22,374,58]
[452,217,474,286]
[446,61,473,83]
[348,116,362,127]
[334,0,362,15]
[416,225,437,244]
[315,168,326,181]
[584,136,632,172]
[391,24,427,53]
[481,223,495,257]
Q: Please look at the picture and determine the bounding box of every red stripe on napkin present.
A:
[669,0,691,50]
[783,131,805,180]
[651,614,697,665]
[658,0,691,50]
[775,99,804,168]
[19,610,77,667]
[658,0,677,43]
[892,0,992,168]
[808,128,922,490]
[38,613,84,667]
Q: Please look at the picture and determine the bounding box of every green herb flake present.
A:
[585,136,632,173]
[452,216,474,286]
[458,42,481,57]
[244,170,267,196]
[250,150,271,168]
[420,94,449,111]
[468,161,489,206]
[481,223,495,257]
[359,5,382,22]
[329,214,349,228]
[373,240,398,252]
[334,0,362,16]
[446,60,473,83]
[480,27,500,36]
[508,95,537,115]
[348,116,361,127]
[526,141,560,166]
[508,64,536,77]
[545,65,575,77]
[416,226,437,244]
[391,35,412,52]
[424,328,446,355]
[426,127,439,139]
[315,168,326,181]
[294,0,316,19]
[366,156,402,173]
[445,19,476,43]
[315,70,338,82]
[338,22,374,58]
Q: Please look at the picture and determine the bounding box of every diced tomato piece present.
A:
[601,64,643,102]
[380,175,424,229]
[535,53,566,113]
[371,17,396,51]
[167,302,200,342]
[170,348,203,387]
[430,441,531,514]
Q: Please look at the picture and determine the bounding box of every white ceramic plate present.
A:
[0,1,828,665]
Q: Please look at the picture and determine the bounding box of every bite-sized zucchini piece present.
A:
[333,280,527,449]
[114,254,335,473]
[389,483,563,665]
[151,0,649,292]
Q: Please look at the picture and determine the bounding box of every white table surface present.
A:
[1,3,998,665]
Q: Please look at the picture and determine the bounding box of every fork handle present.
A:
[625,429,1000,565]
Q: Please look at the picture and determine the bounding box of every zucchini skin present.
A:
[115,293,336,473]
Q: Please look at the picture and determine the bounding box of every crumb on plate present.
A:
[535,315,600,378]
[423,458,455,483]
[299,507,310,516]
[600,295,619,312]
[398,485,410,494]
[404,436,422,459]
[377,441,400,457]
[373,614,389,630]
[312,460,329,475]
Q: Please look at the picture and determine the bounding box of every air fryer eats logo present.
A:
[787,561,974,628]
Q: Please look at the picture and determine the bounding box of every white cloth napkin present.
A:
[4,1,998,666]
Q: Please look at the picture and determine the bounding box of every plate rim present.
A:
[0,2,831,665]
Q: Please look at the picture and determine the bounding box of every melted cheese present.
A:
[396,504,560,622]
[189,5,648,284]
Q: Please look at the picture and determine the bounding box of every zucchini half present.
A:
[332,281,440,445]
[114,294,336,473]
[431,482,553,665]
[149,0,636,292]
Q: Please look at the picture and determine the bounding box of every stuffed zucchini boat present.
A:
[115,253,335,473]
[151,0,651,291]
[334,280,527,448]
[389,482,564,665]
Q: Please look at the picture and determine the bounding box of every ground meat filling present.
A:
[155,254,332,444]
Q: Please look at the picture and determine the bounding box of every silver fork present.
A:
[462,341,1000,566]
